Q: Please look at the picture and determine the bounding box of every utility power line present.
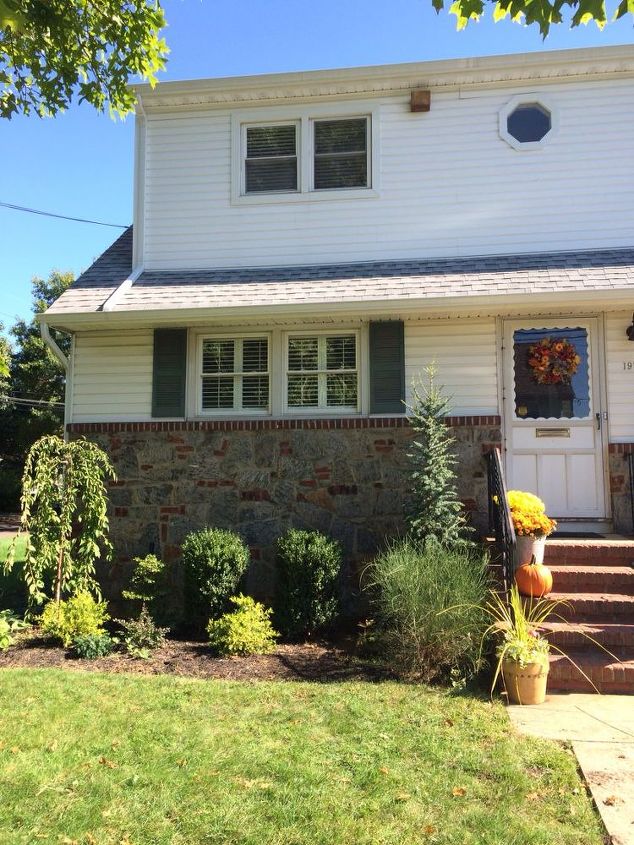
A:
[0,395,65,408]
[0,200,128,229]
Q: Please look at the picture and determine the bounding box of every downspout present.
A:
[39,320,72,438]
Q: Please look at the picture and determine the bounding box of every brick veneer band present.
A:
[609,443,634,455]
[67,415,502,434]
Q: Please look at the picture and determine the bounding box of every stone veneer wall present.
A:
[609,444,634,535]
[68,416,502,603]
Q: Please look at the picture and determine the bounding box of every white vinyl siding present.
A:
[142,78,634,270]
[605,312,634,442]
[404,319,499,416]
[72,331,153,422]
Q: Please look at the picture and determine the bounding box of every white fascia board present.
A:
[38,286,634,331]
[133,45,634,113]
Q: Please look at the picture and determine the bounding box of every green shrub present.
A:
[40,593,109,647]
[73,632,116,659]
[363,539,490,684]
[122,554,169,623]
[182,528,249,625]
[118,607,168,659]
[207,595,278,657]
[274,529,342,639]
[0,609,28,650]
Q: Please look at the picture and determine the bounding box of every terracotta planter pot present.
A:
[514,535,547,569]
[502,657,549,705]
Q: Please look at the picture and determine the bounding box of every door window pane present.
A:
[513,327,590,419]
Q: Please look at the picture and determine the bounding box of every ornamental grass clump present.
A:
[363,539,490,683]
[507,491,557,537]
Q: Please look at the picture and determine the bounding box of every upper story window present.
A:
[313,118,369,190]
[245,123,298,194]
[286,332,359,412]
[200,336,270,414]
[235,107,377,202]
[499,95,556,151]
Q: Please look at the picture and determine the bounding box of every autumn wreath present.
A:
[527,337,581,385]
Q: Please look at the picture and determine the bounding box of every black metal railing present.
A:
[486,447,516,592]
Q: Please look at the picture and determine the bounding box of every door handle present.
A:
[596,412,601,431]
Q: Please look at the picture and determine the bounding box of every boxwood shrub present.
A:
[275,529,342,639]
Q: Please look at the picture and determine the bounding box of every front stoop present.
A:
[540,537,634,694]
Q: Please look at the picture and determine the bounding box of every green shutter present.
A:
[152,329,187,418]
[369,321,405,414]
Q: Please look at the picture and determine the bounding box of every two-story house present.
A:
[42,45,634,595]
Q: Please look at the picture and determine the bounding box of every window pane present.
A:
[202,340,234,374]
[242,339,268,373]
[513,328,589,419]
[326,373,358,407]
[288,337,318,371]
[507,104,551,144]
[314,119,367,154]
[326,335,356,370]
[202,376,234,409]
[247,125,296,158]
[246,158,297,193]
[288,374,319,407]
[314,118,368,190]
[242,375,269,410]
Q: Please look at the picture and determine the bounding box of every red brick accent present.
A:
[240,489,271,502]
[67,415,501,435]
[160,505,185,515]
[609,442,634,454]
[114,507,128,517]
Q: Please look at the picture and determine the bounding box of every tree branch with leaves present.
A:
[0,0,168,118]
[5,435,116,610]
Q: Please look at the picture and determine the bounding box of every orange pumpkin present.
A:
[514,560,553,598]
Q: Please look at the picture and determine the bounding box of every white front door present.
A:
[503,318,607,519]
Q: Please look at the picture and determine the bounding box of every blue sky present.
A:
[1,0,632,332]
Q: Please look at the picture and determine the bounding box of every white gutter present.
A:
[40,321,68,369]
[101,264,144,312]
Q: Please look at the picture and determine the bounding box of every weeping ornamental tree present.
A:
[5,435,115,608]
[407,365,472,548]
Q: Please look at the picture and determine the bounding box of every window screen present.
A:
[313,118,368,190]
[245,124,298,193]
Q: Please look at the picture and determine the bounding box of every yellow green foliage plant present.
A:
[207,595,279,657]
[40,592,109,647]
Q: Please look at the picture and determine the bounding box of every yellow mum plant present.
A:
[507,490,557,538]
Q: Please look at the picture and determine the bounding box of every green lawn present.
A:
[0,670,603,845]
[0,534,27,612]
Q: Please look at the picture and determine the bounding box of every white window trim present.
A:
[498,94,558,152]
[195,331,272,416]
[231,101,380,205]
[283,329,362,415]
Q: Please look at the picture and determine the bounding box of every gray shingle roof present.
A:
[46,226,634,316]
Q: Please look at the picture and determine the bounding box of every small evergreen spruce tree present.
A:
[407,365,473,548]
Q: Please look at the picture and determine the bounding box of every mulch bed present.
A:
[0,630,394,683]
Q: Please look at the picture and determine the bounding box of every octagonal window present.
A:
[507,103,552,144]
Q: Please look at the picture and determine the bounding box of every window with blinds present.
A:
[244,124,298,194]
[201,337,269,412]
[287,334,358,411]
[313,117,369,190]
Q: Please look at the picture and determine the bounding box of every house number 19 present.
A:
[624,362,634,370]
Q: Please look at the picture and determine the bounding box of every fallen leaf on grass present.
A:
[525,792,542,802]
[423,825,437,836]
[98,756,117,769]
[603,795,623,806]
[379,766,389,775]
[395,792,411,802]
[451,786,467,797]
[443,719,454,727]
[176,759,187,768]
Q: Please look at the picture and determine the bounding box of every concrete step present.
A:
[548,649,634,694]
[544,539,634,567]
[545,591,634,621]
[540,621,634,649]
[548,565,634,594]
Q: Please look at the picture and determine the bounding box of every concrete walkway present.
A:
[508,694,634,845]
